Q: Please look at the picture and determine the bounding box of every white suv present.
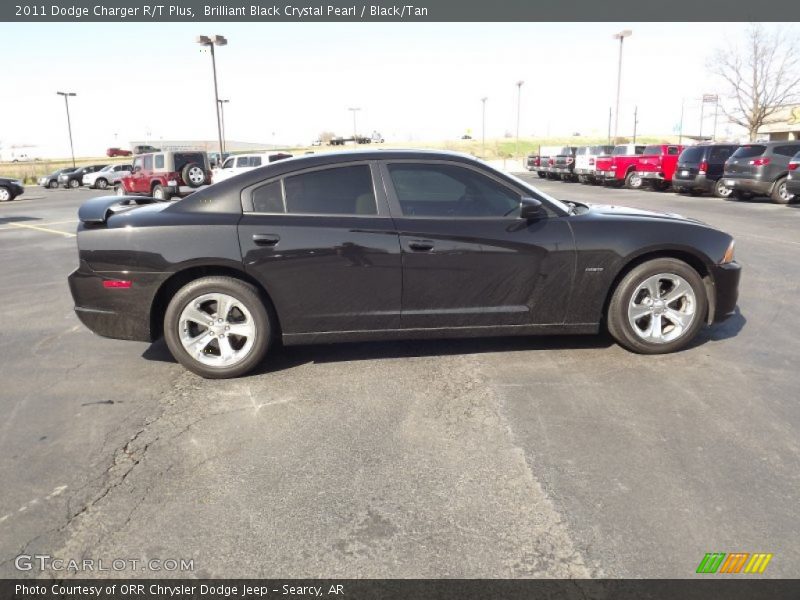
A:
[212,152,292,184]
[84,164,133,190]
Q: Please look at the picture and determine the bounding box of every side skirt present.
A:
[282,323,600,346]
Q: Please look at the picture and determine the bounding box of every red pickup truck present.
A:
[632,144,684,191]
[595,144,646,188]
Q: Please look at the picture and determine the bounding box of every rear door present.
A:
[707,146,736,180]
[381,160,575,329]
[238,161,402,335]
[129,155,146,192]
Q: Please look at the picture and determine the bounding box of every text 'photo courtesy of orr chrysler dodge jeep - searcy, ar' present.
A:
[68,150,741,379]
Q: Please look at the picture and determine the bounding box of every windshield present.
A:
[100,165,115,172]
[731,145,766,159]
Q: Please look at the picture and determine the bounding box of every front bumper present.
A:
[722,176,771,195]
[709,262,741,323]
[69,260,168,342]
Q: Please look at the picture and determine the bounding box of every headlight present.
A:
[721,240,735,264]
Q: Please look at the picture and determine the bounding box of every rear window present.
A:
[593,145,615,154]
[679,147,705,163]
[643,145,663,155]
[709,146,736,162]
[731,145,766,159]
[173,152,205,171]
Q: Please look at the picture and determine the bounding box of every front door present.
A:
[381,161,575,329]
[238,162,402,336]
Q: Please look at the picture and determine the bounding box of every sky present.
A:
[0,21,793,158]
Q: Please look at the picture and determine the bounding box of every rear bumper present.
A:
[672,173,713,192]
[69,260,167,342]
[634,170,665,181]
[722,176,771,195]
[786,178,800,196]
[7,183,24,197]
[574,168,596,176]
[709,262,741,323]
[597,170,619,180]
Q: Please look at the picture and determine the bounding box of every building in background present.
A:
[757,105,800,141]
[128,140,284,152]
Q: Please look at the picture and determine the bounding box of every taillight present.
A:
[749,157,771,166]
[789,162,799,171]
[699,160,708,174]
[589,158,595,165]
[548,158,554,166]
[566,157,574,165]
[103,280,132,289]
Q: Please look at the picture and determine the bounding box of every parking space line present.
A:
[5,222,76,238]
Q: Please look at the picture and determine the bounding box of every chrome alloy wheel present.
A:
[627,273,697,344]
[186,166,205,185]
[778,181,793,202]
[0,187,10,201]
[179,293,257,367]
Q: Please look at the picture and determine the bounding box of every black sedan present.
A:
[59,164,108,188]
[69,150,741,378]
[0,177,25,202]
[39,167,77,189]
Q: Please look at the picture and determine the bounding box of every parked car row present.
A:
[527,140,800,204]
[38,164,131,190]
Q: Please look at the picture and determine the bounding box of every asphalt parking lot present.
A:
[1,179,799,579]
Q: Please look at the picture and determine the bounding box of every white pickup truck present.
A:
[574,145,615,184]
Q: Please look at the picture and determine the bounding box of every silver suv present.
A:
[723,141,800,204]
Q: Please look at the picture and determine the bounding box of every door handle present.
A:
[408,240,434,252]
[252,233,280,246]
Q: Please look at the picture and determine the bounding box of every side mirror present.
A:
[520,197,546,220]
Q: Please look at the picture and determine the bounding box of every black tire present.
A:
[163,276,272,379]
[95,178,109,190]
[68,178,80,189]
[624,170,643,190]
[182,163,206,188]
[770,177,794,204]
[151,184,170,202]
[712,179,732,199]
[115,185,127,197]
[0,186,12,202]
[536,171,546,178]
[48,180,58,189]
[607,258,707,355]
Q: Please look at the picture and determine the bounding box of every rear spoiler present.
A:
[78,195,161,225]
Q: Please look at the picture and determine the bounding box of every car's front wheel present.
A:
[0,186,12,202]
[68,179,80,188]
[151,184,170,201]
[164,276,273,379]
[48,180,58,189]
[95,178,108,190]
[607,258,707,354]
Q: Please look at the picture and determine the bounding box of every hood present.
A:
[587,203,705,225]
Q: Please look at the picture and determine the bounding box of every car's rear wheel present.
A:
[164,276,272,379]
[624,171,643,190]
[151,184,170,201]
[95,178,109,190]
[771,177,794,204]
[115,185,126,197]
[68,179,80,189]
[607,258,707,354]
[48,180,58,189]
[713,179,732,198]
[0,186,12,202]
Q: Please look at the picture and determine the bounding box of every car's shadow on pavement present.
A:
[142,308,746,376]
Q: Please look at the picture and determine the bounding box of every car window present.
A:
[252,181,284,213]
[222,157,235,169]
[143,155,153,171]
[643,145,662,155]
[388,163,521,218]
[709,146,735,162]
[173,152,205,171]
[667,146,680,155]
[731,145,766,159]
[679,147,704,163]
[154,154,165,169]
[774,144,800,157]
[250,157,262,167]
[284,165,377,215]
[133,157,144,171]
[236,156,250,168]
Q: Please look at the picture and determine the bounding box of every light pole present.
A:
[612,29,632,142]
[196,34,227,158]
[56,91,76,168]
[217,99,230,153]
[481,97,487,156]
[515,81,524,158]
[348,107,361,139]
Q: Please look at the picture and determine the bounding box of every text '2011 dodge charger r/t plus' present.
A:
[68,150,741,378]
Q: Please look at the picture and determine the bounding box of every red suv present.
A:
[107,147,132,157]
[116,151,211,201]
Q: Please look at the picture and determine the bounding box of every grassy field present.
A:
[1,135,678,184]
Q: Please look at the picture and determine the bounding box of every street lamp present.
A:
[515,81,524,158]
[217,99,230,153]
[481,97,488,156]
[196,34,227,158]
[56,91,77,168]
[612,29,632,142]
[348,107,361,139]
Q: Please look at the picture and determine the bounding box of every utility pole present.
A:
[481,97,488,156]
[515,80,524,158]
[632,106,638,143]
[612,30,632,143]
[678,98,685,144]
[196,34,228,158]
[348,107,361,139]
[218,99,230,153]
[607,107,612,145]
[56,91,77,168]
